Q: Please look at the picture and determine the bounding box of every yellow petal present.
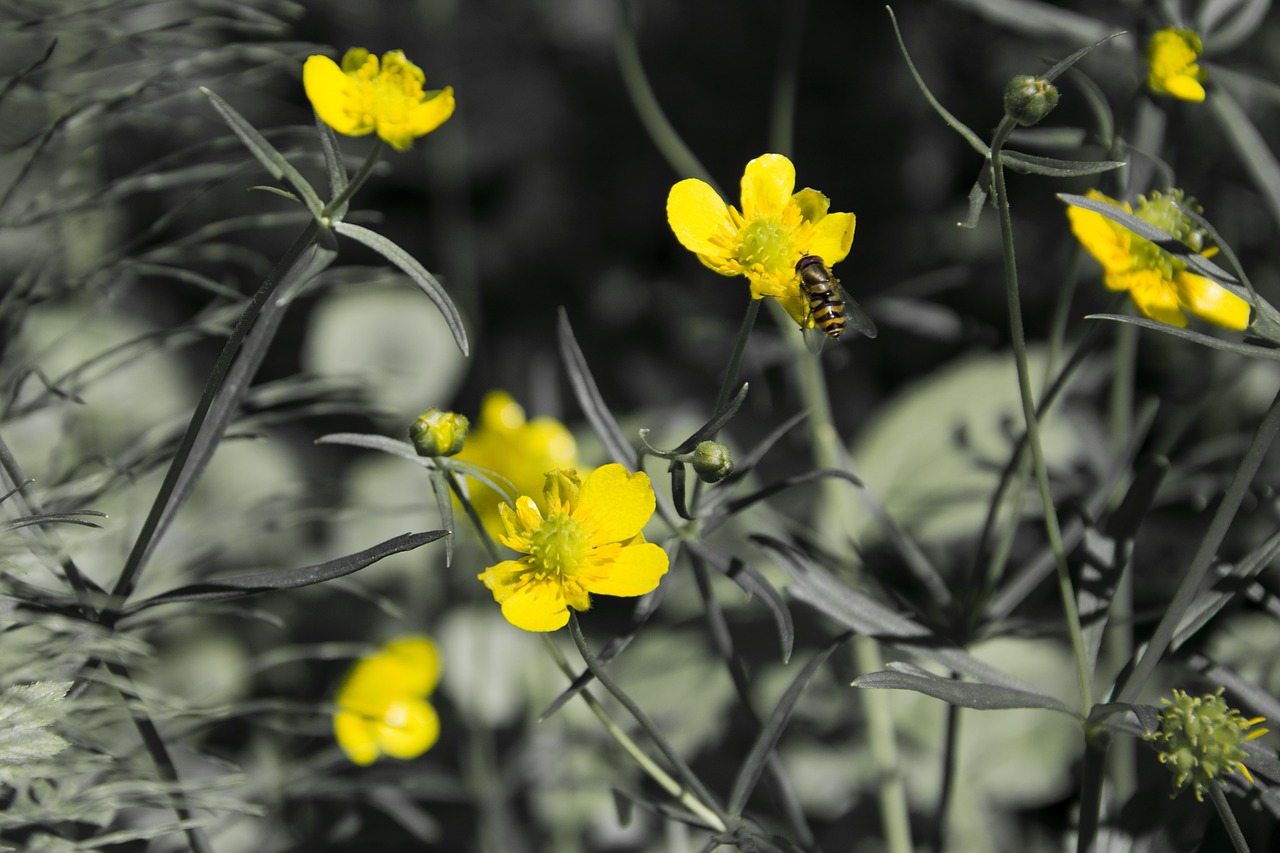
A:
[303,55,370,137]
[1164,75,1206,102]
[405,86,456,139]
[1118,269,1188,327]
[740,154,795,220]
[1175,270,1250,330]
[478,559,530,601]
[380,636,441,696]
[334,710,380,765]
[375,697,440,759]
[582,541,669,597]
[1067,193,1132,274]
[667,179,735,262]
[805,212,856,264]
[791,188,830,222]
[575,464,655,544]
[499,577,571,631]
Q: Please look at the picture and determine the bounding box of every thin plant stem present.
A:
[444,467,501,564]
[613,0,718,192]
[542,636,728,833]
[714,297,760,416]
[1075,733,1109,853]
[323,139,385,220]
[931,694,961,853]
[1208,783,1253,853]
[1109,322,1138,454]
[1117,382,1280,704]
[990,122,1092,714]
[567,614,730,827]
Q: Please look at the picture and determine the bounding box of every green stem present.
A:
[990,123,1092,713]
[854,635,914,853]
[1208,783,1252,853]
[1116,383,1280,704]
[613,0,718,191]
[1075,733,1109,853]
[930,694,961,853]
[323,140,385,220]
[542,636,727,832]
[443,467,501,564]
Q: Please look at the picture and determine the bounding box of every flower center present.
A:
[528,512,589,576]
[1133,190,1209,277]
[738,218,795,273]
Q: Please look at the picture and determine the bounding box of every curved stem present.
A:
[1208,783,1252,853]
[990,123,1092,714]
[323,139,385,219]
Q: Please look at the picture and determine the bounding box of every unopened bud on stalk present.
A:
[1003,74,1059,126]
[410,409,469,457]
[691,441,735,483]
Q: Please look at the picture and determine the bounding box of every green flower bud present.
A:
[1143,688,1268,801]
[691,440,734,483]
[1003,75,1059,126]
[409,408,469,457]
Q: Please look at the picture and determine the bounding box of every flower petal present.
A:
[380,636,441,696]
[575,464,655,544]
[303,55,370,137]
[478,559,531,602]
[582,541,669,597]
[1067,193,1132,274]
[1117,269,1188,327]
[805,212,856,264]
[499,577,572,631]
[405,86,456,139]
[792,188,830,223]
[334,710,381,765]
[667,179,735,261]
[1175,271,1251,330]
[740,154,796,220]
[376,697,440,760]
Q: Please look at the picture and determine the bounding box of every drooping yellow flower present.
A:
[666,153,856,326]
[1148,29,1207,102]
[454,391,578,538]
[479,465,669,632]
[333,636,441,765]
[1144,688,1268,801]
[1067,189,1250,330]
[303,49,455,151]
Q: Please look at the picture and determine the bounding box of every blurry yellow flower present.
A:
[333,636,441,765]
[303,49,455,151]
[666,153,856,326]
[1144,688,1268,801]
[454,391,577,538]
[479,465,669,632]
[1067,189,1249,330]
[1148,29,1206,102]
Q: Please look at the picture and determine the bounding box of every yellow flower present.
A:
[1067,189,1249,330]
[479,464,669,632]
[454,391,578,538]
[303,49,455,151]
[666,153,856,326]
[1144,688,1268,801]
[1148,28,1207,102]
[333,636,441,765]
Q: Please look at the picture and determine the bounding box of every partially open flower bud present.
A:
[691,440,735,483]
[1004,75,1059,127]
[410,409,469,457]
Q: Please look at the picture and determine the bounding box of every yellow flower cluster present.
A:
[304,49,455,151]
[1067,189,1249,330]
[1144,688,1268,801]
[333,636,441,765]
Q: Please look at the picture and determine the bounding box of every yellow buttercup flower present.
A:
[333,636,441,765]
[666,153,856,326]
[1148,28,1206,102]
[479,465,669,632]
[303,49,455,151]
[454,391,578,538]
[1067,189,1249,330]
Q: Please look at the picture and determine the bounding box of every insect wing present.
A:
[836,282,877,339]
[803,321,829,354]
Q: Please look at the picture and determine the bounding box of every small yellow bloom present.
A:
[1148,28,1207,102]
[303,49,455,151]
[333,636,441,765]
[479,464,669,632]
[1067,189,1249,330]
[666,153,856,326]
[454,391,578,538]
[1144,688,1268,800]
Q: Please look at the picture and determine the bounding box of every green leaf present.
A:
[315,113,349,206]
[705,469,861,534]
[428,468,455,568]
[200,87,323,219]
[853,662,1079,717]
[0,682,72,783]
[688,540,794,663]
[1174,531,1280,650]
[945,0,1113,42]
[1001,151,1126,177]
[660,382,749,456]
[728,638,844,818]
[557,308,634,466]
[331,221,470,356]
[960,178,989,229]
[120,530,448,614]
[1085,314,1280,360]
[1087,700,1159,732]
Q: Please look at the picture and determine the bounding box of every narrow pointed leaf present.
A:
[705,469,860,534]
[331,221,469,356]
[121,530,447,614]
[887,8,988,157]
[1001,151,1126,177]
[429,468,454,567]
[201,87,324,218]
[698,411,808,516]
[667,382,749,455]
[728,638,843,817]
[315,114,349,205]
[1088,701,1160,732]
[960,179,989,229]
[1086,314,1280,360]
[316,432,425,462]
[690,540,793,663]
[854,662,1078,716]
[1173,531,1280,649]
[1211,84,1280,235]
[1037,30,1126,84]
[557,309,634,466]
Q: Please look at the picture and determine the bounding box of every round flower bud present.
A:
[691,440,735,483]
[1003,75,1059,127]
[1143,688,1268,801]
[409,409,469,457]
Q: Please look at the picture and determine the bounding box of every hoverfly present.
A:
[795,254,876,353]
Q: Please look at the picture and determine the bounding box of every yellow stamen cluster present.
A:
[1143,688,1268,800]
